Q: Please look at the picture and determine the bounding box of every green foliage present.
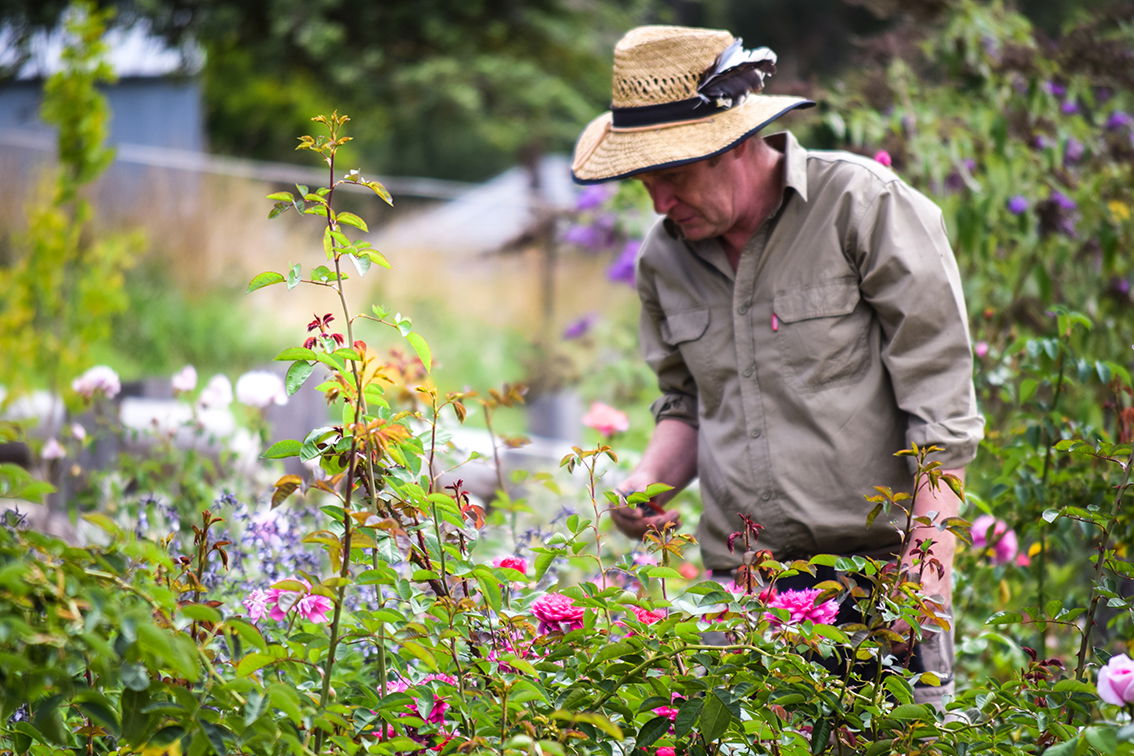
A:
[0,1,140,406]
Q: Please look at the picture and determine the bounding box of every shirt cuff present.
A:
[905,415,985,471]
[649,392,699,428]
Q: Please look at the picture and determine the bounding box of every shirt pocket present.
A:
[773,276,871,392]
[660,307,720,396]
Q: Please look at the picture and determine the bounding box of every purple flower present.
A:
[562,313,597,340]
[574,184,615,212]
[1042,81,1066,97]
[607,239,640,286]
[1105,111,1132,131]
[1064,139,1085,164]
[1050,191,1077,211]
[1060,99,1079,115]
[562,224,604,249]
[1007,195,1029,215]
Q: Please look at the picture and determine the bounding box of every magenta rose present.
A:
[531,592,585,634]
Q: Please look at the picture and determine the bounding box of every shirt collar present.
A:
[764,130,809,203]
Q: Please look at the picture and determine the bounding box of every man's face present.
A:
[636,152,742,241]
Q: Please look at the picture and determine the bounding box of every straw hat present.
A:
[571,25,814,184]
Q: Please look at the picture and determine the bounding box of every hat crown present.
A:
[611,26,734,108]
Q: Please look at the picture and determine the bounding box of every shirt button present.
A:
[742,366,754,377]
[737,304,748,315]
[761,489,773,501]
[750,428,761,438]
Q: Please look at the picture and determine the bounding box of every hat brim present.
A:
[571,94,814,184]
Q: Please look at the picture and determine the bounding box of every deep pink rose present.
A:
[873,150,892,167]
[632,605,667,625]
[971,514,1018,564]
[531,592,585,634]
[1098,654,1134,705]
[656,748,676,756]
[764,588,839,626]
[493,555,528,574]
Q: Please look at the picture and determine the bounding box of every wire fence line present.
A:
[0,128,476,200]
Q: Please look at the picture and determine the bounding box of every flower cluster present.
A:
[242,577,333,624]
[72,365,121,400]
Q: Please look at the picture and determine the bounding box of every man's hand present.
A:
[610,499,681,540]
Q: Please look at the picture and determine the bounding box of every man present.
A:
[570,25,984,707]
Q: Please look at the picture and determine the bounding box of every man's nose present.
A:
[646,184,677,215]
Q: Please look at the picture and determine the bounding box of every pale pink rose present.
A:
[974,341,990,358]
[873,150,892,166]
[72,365,120,400]
[1098,653,1134,705]
[262,577,333,624]
[242,589,272,621]
[531,592,585,634]
[971,514,1018,564]
[70,423,86,441]
[632,553,658,566]
[492,555,527,574]
[582,401,629,437]
[295,593,333,624]
[197,374,233,409]
[41,438,65,461]
[764,588,839,626]
[235,370,288,409]
[171,365,198,394]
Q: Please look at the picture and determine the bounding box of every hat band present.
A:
[610,96,727,128]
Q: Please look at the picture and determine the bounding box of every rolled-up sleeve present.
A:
[636,254,700,428]
[850,181,985,470]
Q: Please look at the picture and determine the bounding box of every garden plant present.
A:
[1,1,1134,755]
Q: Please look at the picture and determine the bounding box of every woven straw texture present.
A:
[572,25,813,183]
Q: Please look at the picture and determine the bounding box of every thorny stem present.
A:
[1073,445,1134,684]
[1035,347,1067,653]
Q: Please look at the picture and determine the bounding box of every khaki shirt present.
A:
[636,131,984,569]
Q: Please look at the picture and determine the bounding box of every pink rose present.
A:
[632,605,667,625]
[41,438,66,461]
[873,150,892,167]
[971,514,1018,564]
[258,577,334,624]
[493,555,528,574]
[656,748,676,756]
[171,365,198,394]
[296,593,333,623]
[678,562,700,580]
[764,588,839,627]
[242,588,272,621]
[974,340,990,358]
[531,592,585,634]
[582,401,629,437]
[1098,653,1134,705]
[381,674,457,724]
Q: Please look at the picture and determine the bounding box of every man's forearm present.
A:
[904,467,965,598]
[623,418,698,505]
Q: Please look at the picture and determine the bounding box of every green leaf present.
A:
[285,361,315,395]
[121,662,150,691]
[674,696,703,738]
[337,211,369,232]
[180,603,223,624]
[237,652,277,677]
[247,271,285,292]
[262,439,302,459]
[635,716,671,749]
[287,263,301,289]
[888,703,933,721]
[405,332,432,372]
[643,566,684,579]
[699,689,733,743]
[275,347,317,361]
